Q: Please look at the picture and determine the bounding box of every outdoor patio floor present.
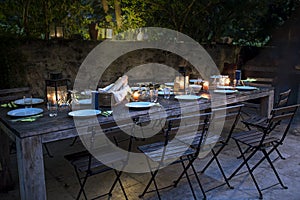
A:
[1,110,300,200]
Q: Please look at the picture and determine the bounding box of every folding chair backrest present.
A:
[79,122,136,171]
[265,104,299,144]
[210,104,243,143]
[164,112,211,150]
[275,89,291,108]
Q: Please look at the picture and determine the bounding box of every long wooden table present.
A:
[0,87,274,200]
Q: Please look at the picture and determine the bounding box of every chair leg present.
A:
[236,146,252,159]
[74,168,88,200]
[43,144,53,158]
[152,172,161,200]
[251,144,280,172]
[211,149,233,189]
[173,156,206,199]
[70,136,78,146]
[228,144,258,180]
[139,170,160,199]
[272,142,286,160]
[190,159,206,199]
[201,150,217,173]
[261,149,288,189]
[111,170,128,200]
[179,158,197,200]
[173,156,195,187]
[235,141,263,199]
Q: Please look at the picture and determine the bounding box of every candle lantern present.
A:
[174,66,189,95]
[45,73,69,104]
[50,24,64,39]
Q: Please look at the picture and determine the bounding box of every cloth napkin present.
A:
[99,75,131,104]
[1,102,17,108]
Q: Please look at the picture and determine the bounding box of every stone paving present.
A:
[1,111,300,200]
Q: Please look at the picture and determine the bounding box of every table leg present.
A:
[0,129,14,192]
[16,136,46,200]
[260,89,274,118]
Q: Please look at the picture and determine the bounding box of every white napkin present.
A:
[98,83,115,93]
[98,75,131,104]
[111,85,131,104]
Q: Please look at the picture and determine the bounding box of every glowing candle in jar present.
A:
[133,91,139,101]
[225,78,230,86]
[179,78,184,89]
[203,81,209,91]
[52,93,56,104]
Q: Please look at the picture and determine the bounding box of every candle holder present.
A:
[202,81,209,91]
[174,66,189,95]
[132,91,140,101]
[45,72,69,105]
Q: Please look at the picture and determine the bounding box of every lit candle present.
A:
[179,79,184,89]
[203,81,209,91]
[225,78,230,86]
[52,93,56,103]
[133,91,139,101]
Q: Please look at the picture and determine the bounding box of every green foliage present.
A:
[0,0,299,45]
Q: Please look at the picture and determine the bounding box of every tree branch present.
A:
[179,0,196,32]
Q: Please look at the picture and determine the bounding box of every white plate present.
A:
[125,102,154,108]
[175,95,201,100]
[217,86,234,90]
[214,90,238,94]
[78,99,92,105]
[131,87,147,91]
[68,109,101,117]
[158,91,174,96]
[164,82,174,87]
[189,79,202,83]
[14,98,44,105]
[235,86,258,91]
[7,108,43,117]
[211,75,222,79]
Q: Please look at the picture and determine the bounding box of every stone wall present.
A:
[11,40,239,97]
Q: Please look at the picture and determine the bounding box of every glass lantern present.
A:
[174,66,189,95]
[45,78,68,105]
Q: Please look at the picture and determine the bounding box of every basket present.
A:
[98,93,115,107]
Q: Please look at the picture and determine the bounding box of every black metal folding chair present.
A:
[64,123,135,200]
[137,112,211,200]
[229,104,299,199]
[198,104,243,190]
[239,89,291,160]
[173,104,243,193]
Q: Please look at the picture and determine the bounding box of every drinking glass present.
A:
[23,96,32,108]
[163,88,171,99]
[150,89,158,103]
[47,102,58,117]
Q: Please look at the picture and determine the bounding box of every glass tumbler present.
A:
[150,89,158,103]
[163,88,171,99]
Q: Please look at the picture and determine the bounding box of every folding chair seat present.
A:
[64,123,135,200]
[137,112,211,200]
[175,104,243,191]
[228,104,299,199]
